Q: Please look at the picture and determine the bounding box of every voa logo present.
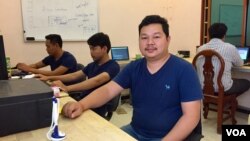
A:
[226,129,246,136]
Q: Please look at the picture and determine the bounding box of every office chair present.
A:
[76,63,85,81]
[184,120,203,141]
[192,49,237,134]
[104,94,121,121]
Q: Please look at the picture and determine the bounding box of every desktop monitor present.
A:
[0,35,8,80]
[237,47,249,60]
[111,46,130,61]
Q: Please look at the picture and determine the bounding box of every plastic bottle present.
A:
[6,57,11,78]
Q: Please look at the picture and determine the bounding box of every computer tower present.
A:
[0,78,53,136]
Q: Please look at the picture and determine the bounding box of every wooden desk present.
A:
[0,96,136,141]
[232,66,250,73]
[231,68,250,111]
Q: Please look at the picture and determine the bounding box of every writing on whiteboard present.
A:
[22,0,98,41]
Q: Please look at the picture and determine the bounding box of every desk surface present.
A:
[183,57,250,73]
[0,96,136,141]
[232,66,250,73]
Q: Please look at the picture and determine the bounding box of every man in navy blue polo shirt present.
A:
[62,15,203,141]
[17,34,77,76]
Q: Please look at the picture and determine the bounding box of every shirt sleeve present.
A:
[42,56,51,65]
[105,62,120,79]
[179,63,203,102]
[231,46,244,67]
[113,62,133,89]
[60,54,76,69]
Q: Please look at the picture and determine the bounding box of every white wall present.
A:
[0,0,201,67]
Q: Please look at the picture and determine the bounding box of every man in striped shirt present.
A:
[197,23,250,96]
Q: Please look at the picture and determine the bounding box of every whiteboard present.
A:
[21,0,98,41]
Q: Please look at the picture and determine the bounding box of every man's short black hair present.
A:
[45,34,63,48]
[87,32,111,53]
[139,15,169,37]
[209,23,228,39]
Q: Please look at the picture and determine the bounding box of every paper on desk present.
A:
[11,76,20,79]
[22,74,35,79]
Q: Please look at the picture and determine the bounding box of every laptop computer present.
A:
[237,47,249,64]
[111,46,130,61]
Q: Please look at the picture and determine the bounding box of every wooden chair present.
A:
[192,49,237,134]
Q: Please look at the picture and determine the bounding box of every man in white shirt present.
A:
[197,23,250,95]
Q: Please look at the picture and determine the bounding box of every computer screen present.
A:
[237,47,249,60]
[111,46,129,61]
[0,35,8,80]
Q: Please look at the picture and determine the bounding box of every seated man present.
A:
[61,15,203,141]
[38,32,120,117]
[197,23,250,96]
[17,34,77,76]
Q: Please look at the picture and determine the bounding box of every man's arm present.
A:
[162,100,201,141]
[29,61,46,69]
[38,70,84,82]
[17,61,46,70]
[30,65,69,76]
[232,48,244,67]
[17,61,69,76]
[62,81,123,118]
[64,72,111,92]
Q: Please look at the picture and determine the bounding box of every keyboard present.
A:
[11,69,29,76]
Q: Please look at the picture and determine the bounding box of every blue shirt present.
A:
[80,60,120,116]
[113,55,203,138]
[81,60,120,96]
[42,51,77,74]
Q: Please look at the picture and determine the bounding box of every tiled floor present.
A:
[110,102,249,141]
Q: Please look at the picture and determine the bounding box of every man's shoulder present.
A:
[224,42,236,48]
[168,55,195,73]
[107,60,120,70]
[63,51,75,57]
[61,51,76,62]
[197,44,210,51]
[42,55,53,63]
[170,55,190,64]
[125,58,145,68]
[59,52,75,63]
[86,60,119,68]
[94,60,120,76]
[108,59,119,65]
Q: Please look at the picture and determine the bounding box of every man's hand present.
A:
[62,101,84,118]
[17,63,32,72]
[52,80,68,92]
[35,74,48,81]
